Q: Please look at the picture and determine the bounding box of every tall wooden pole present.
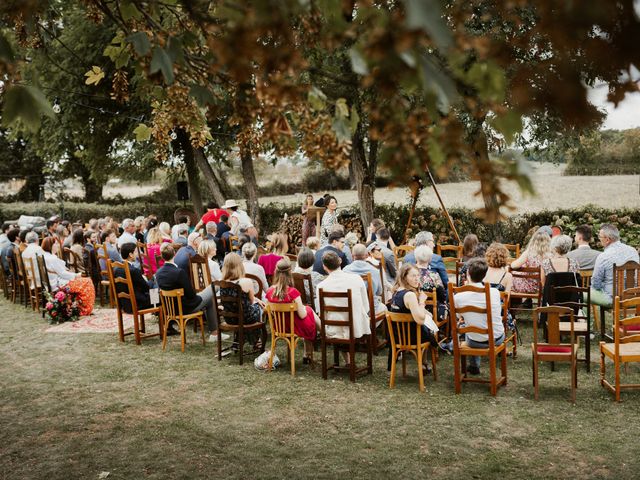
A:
[401,177,423,245]
[426,168,462,244]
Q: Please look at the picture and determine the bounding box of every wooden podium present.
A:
[306,206,326,238]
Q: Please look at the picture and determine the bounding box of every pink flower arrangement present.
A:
[44,287,81,324]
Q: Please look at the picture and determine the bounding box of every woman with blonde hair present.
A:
[219,253,264,328]
[198,239,222,281]
[144,226,164,276]
[511,230,552,293]
[258,232,289,277]
[266,258,318,364]
[158,222,173,243]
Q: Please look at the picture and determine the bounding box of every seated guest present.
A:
[306,236,320,253]
[462,234,479,262]
[241,242,269,297]
[329,225,353,263]
[591,223,640,307]
[483,243,513,292]
[313,231,350,275]
[453,258,504,375]
[19,230,29,253]
[366,218,386,245]
[22,231,45,287]
[1,228,20,276]
[174,224,189,246]
[541,234,579,287]
[117,218,138,248]
[114,242,153,312]
[373,228,397,282]
[218,253,264,343]
[158,222,173,243]
[217,214,231,238]
[174,232,202,272]
[155,243,221,341]
[266,258,318,364]
[365,243,392,295]
[315,251,370,363]
[197,239,222,281]
[511,231,552,294]
[414,245,448,323]
[41,237,95,316]
[99,230,123,272]
[458,242,488,286]
[389,263,439,371]
[134,216,146,243]
[84,231,96,252]
[293,247,326,302]
[69,229,86,275]
[144,227,164,276]
[204,221,224,261]
[171,216,189,241]
[258,232,288,277]
[344,243,387,315]
[0,223,12,252]
[402,231,448,292]
[567,225,601,270]
[194,201,229,231]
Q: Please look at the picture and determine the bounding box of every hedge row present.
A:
[2,201,638,249]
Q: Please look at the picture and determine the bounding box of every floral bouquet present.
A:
[44,286,82,324]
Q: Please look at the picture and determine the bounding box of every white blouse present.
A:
[44,251,78,289]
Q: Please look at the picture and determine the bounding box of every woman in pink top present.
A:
[258,232,289,278]
[144,227,165,276]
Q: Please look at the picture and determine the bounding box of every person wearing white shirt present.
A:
[241,242,269,299]
[315,250,371,343]
[117,218,138,248]
[197,240,222,282]
[21,231,45,288]
[453,258,504,375]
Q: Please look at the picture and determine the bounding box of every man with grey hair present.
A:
[205,221,224,262]
[21,231,44,287]
[344,243,387,316]
[174,224,189,246]
[117,218,137,248]
[402,231,449,293]
[591,223,639,306]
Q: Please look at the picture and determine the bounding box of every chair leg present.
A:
[140,314,146,334]
[217,328,222,360]
[389,346,397,389]
[417,348,425,392]
[453,351,461,394]
[162,318,169,351]
[366,335,373,375]
[489,353,497,396]
[533,356,539,400]
[238,327,245,366]
[501,349,508,386]
[199,317,205,346]
[290,339,296,377]
[132,314,141,345]
[349,342,356,382]
[117,311,125,343]
[431,346,438,381]
[321,339,328,380]
[180,320,186,352]
[402,352,407,378]
[615,359,621,402]
[599,344,605,387]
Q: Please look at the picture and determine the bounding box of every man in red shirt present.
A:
[194,201,229,231]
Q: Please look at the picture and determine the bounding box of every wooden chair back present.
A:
[366,259,386,304]
[318,289,355,340]
[266,302,297,340]
[229,235,239,251]
[449,283,499,352]
[0,259,9,299]
[23,256,39,290]
[614,296,640,349]
[286,253,298,263]
[509,265,542,302]
[159,288,186,323]
[108,260,139,314]
[212,280,247,326]
[8,251,22,303]
[292,272,315,308]
[613,261,640,299]
[393,245,415,266]
[533,306,575,348]
[245,273,265,300]
[36,255,52,295]
[63,247,75,271]
[188,254,211,292]
[95,243,109,279]
[437,244,462,259]
[580,269,593,289]
[360,272,387,352]
[504,244,521,262]
[14,248,28,291]
[386,311,426,352]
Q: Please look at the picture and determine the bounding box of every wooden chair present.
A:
[318,288,373,382]
[188,254,212,293]
[449,282,508,396]
[95,243,115,307]
[579,269,600,332]
[455,260,464,286]
[0,261,10,299]
[532,306,578,402]
[213,280,267,365]
[498,290,517,359]
[36,255,52,318]
[393,245,415,267]
[245,273,265,300]
[14,250,31,309]
[266,302,301,376]
[360,272,387,354]
[601,261,640,341]
[286,253,298,263]
[504,244,521,263]
[508,265,542,319]
[159,288,205,352]
[8,252,24,305]
[292,272,315,309]
[386,311,438,392]
[229,235,239,252]
[108,260,163,345]
[366,259,387,304]
[22,256,41,312]
[550,284,591,372]
[600,296,640,401]
[437,244,462,284]
[63,247,76,272]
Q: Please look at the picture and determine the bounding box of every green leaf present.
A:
[119,1,141,21]
[2,85,54,132]
[348,47,368,75]
[133,123,152,141]
[403,0,453,50]
[335,98,349,118]
[465,61,506,104]
[150,47,174,84]
[349,105,360,133]
[490,110,523,145]
[317,0,347,32]
[0,33,14,63]
[427,137,445,167]
[166,37,184,64]
[419,54,459,114]
[332,116,351,143]
[126,31,151,56]
[308,86,327,111]
[189,84,216,107]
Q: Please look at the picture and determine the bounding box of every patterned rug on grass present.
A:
[45,309,160,334]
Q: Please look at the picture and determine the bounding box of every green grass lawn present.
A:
[1,299,639,480]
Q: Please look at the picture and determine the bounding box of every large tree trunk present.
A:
[76,161,103,202]
[193,146,226,206]
[240,146,261,230]
[184,146,204,218]
[351,124,377,229]
[469,118,501,223]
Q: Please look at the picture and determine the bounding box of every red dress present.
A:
[265,286,317,341]
[258,253,283,276]
[201,208,229,225]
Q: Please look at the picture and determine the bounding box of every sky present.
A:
[588,83,640,130]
